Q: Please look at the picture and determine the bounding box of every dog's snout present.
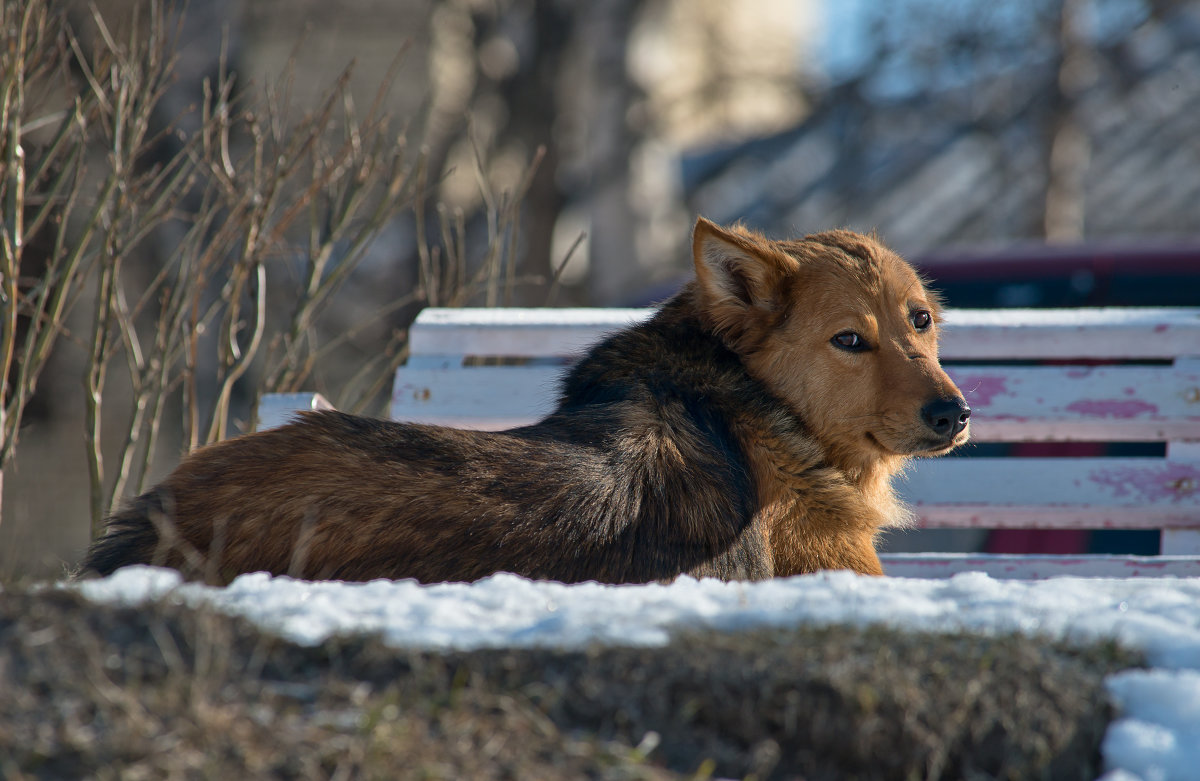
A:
[921,397,971,438]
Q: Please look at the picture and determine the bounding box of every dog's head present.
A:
[691,217,969,474]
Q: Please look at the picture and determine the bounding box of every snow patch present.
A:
[74,567,1200,780]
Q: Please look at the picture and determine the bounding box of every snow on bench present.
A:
[258,306,1200,579]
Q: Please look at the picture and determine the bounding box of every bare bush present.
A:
[1,0,541,540]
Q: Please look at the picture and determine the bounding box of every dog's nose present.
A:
[921,398,971,438]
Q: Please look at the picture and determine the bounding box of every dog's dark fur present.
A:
[81,218,969,584]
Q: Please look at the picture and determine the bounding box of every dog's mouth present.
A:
[917,426,971,456]
[867,427,970,457]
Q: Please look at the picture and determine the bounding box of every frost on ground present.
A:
[75,568,1200,781]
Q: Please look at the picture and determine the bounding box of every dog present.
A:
[80,217,969,584]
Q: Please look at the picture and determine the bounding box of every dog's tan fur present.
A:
[81,218,968,584]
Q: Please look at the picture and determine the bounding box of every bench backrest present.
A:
[387,307,1200,578]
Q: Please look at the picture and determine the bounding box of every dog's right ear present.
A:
[692,217,796,346]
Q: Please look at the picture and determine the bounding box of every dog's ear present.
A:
[692,217,796,345]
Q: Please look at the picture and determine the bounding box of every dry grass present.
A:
[2,0,548,575]
[1,585,1141,780]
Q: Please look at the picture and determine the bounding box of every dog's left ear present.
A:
[692,217,796,343]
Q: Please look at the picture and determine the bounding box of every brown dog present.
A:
[81,218,969,584]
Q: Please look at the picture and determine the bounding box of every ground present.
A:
[1,585,1139,780]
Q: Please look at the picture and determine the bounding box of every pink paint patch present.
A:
[1154,324,1169,333]
[1123,387,1136,396]
[954,374,1008,407]
[1065,399,1158,418]
[1091,463,1200,503]
[1065,369,1092,379]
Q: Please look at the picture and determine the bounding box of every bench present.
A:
[259,306,1200,579]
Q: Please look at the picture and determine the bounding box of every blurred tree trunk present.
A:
[493,0,573,296]
[425,0,653,306]
[580,0,644,305]
[1043,0,1093,241]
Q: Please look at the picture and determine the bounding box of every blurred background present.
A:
[3,0,1198,578]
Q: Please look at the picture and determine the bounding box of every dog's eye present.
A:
[911,310,932,331]
[832,331,866,351]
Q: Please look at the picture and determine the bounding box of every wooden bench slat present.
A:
[392,366,563,429]
[409,307,1200,361]
[949,364,1200,441]
[1165,441,1200,553]
[391,364,1200,441]
[880,553,1200,578]
[899,457,1200,527]
[256,392,335,431]
[940,307,1200,359]
[409,308,650,359]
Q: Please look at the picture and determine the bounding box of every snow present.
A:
[1104,670,1200,781]
[75,567,1200,781]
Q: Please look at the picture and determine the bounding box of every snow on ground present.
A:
[76,567,1200,781]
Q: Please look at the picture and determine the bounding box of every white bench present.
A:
[260,306,1200,579]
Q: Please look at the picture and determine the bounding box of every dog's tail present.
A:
[77,490,175,578]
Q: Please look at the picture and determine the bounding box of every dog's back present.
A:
[82,302,779,583]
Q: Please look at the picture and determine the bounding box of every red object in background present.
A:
[987,529,1091,554]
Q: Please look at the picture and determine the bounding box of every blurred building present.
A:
[682,1,1200,256]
